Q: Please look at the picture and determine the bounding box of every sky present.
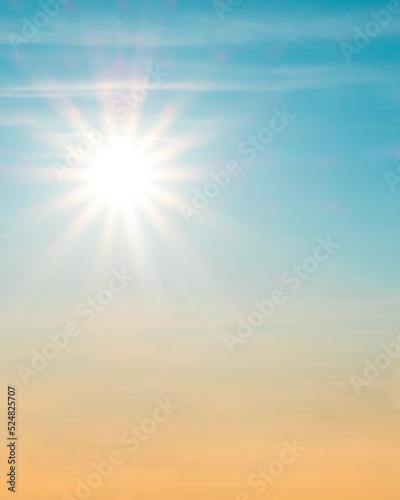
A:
[0,0,400,499]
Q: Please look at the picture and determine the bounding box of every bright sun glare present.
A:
[89,143,152,203]
[35,103,207,288]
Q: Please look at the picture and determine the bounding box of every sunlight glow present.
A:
[29,100,213,292]
[89,143,152,203]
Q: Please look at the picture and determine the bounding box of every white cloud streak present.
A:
[0,64,398,100]
[1,12,400,48]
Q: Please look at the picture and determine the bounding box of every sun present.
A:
[31,103,214,293]
[88,142,153,204]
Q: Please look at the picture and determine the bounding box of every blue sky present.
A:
[0,0,399,309]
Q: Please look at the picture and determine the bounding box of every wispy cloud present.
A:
[1,12,400,49]
[0,63,398,100]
